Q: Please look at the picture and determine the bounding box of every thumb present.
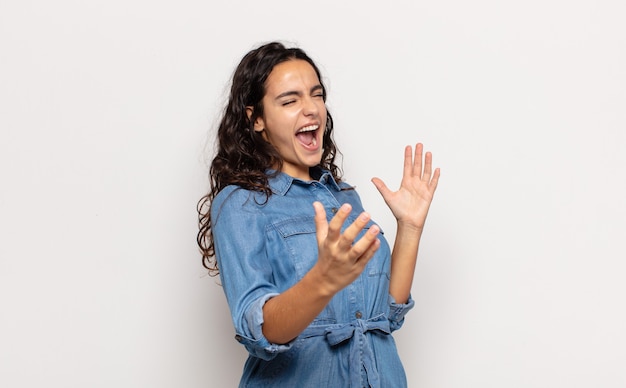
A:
[371,177,392,200]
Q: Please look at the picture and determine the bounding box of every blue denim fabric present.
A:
[212,168,414,388]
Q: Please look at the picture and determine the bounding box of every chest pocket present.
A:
[271,216,318,281]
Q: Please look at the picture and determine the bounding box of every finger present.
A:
[422,151,433,181]
[430,167,441,192]
[351,224,381,262]
[327,203,352,242]
[371,177,393,202]
[403,145,413,179]
[313,202,329,246]
[339,211,372,251]
[357,234,381,265]
[413,143,423,177]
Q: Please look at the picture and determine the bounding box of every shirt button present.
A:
[355,311,362,319]
[331,207,338,214]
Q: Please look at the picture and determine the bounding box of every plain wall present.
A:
[1,0,625,387]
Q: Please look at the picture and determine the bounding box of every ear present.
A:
[246,106,265,133]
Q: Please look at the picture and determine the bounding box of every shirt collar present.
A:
[268,167,342,196]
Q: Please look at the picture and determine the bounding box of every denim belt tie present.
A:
[301,315,391,388]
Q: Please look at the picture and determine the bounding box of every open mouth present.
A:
[296,124,319,149]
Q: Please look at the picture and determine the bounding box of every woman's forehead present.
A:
[265,60,321,95]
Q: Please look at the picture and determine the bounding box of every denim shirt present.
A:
[211,168,414,388]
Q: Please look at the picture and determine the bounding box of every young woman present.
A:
[197,41,440,387]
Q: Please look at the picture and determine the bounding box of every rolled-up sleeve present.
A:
[387,294,415,332]
[212,187,293,360]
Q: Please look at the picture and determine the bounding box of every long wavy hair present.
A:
[197,42,343,275]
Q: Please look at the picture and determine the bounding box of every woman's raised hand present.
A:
[371,143,440,231]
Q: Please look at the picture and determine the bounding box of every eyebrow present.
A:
[274,85,323,100]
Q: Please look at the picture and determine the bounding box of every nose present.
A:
[302,96,319,116]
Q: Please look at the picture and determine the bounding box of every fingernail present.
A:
[359,212,370,222]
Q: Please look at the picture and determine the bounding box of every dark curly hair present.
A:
[197,42,343,275]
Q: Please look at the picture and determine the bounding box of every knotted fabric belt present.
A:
[300,315,391,388]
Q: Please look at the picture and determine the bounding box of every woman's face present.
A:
[251,59,327,181]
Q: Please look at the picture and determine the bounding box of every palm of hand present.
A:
[371,143,440,230]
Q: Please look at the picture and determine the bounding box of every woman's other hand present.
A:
[311,202,381,296]
[371,143,440,232]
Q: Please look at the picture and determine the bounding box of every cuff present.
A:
[236,293,293,360]
[387,294,415,331]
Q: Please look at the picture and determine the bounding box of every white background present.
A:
[1,0,625,387]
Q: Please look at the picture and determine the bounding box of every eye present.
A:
[312,86,325,99]
[281,100,296,106]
